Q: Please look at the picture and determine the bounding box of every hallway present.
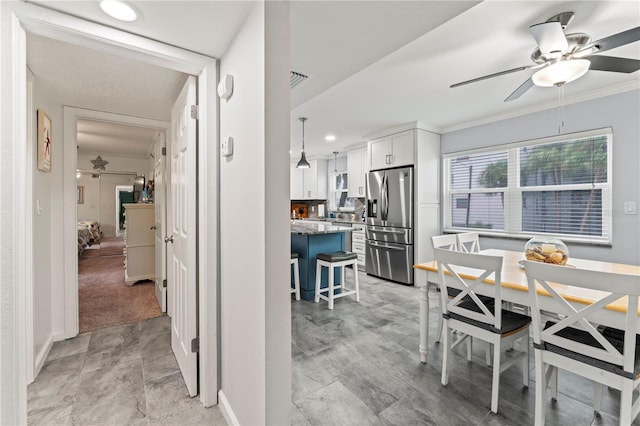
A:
[27,316,226,425]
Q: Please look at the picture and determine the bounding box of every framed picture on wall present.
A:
[37,110,52,172]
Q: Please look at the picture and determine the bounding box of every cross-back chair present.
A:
[524,260,640,425]
[435,248,530,413]
[456,231,480,253]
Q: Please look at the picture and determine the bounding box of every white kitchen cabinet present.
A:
[123,203,155,284]
[290,163,304,199]
[351,223,366,269]
[291,159,328,200]
[369,129,414,170]
[347,148,366,198]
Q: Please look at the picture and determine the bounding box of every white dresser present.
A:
[123,203,155,285]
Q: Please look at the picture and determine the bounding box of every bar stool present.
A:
[314,251,359,309]
[290,253,300,301]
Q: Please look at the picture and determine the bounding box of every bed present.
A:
[77,220,101,255]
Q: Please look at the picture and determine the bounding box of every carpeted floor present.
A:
[78,236,163,333]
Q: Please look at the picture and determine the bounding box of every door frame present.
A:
[2,3,220,421]
[64,106,170,335]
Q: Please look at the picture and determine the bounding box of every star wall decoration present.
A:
[91,155,109,170]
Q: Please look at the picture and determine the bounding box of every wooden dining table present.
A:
[413,249,640,364]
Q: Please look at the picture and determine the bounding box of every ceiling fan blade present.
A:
[588,55,640,73]
[450,66,532,88]
[529,21,568,56]
[504,77,534,102]
[576,26,640,56]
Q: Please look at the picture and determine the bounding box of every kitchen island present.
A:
[291,221,353,300]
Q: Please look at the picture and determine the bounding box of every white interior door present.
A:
[168,75,198,396]
[153,132,167,312]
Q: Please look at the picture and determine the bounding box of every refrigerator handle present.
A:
[384,175,390,220]
[381,175,387,221]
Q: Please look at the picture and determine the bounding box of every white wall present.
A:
[219,2,290,424]
[31,79,59,369]
[441,90,640,265]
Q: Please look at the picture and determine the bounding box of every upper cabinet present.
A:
[290,159,328,200]
[347,148,366,198]
[369,130,414,170]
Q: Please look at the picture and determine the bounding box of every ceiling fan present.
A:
[451,12,640,102]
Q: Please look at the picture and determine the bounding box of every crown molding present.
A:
[441,81,640,134]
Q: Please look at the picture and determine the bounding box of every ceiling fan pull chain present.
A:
[557,84,565,134]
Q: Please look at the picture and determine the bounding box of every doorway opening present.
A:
[76,167,162,333]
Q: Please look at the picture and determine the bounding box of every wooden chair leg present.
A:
[353,262,360,302]
[491,340,501,413]
[534,351,546,426]
[441,324,451,386]
[328,265,335,310]
[620,380,633,426]
[293,259,300,301]
[549,366,558,401]
[593,383,603,415]
[314,262,322,303]
[522,334,529,388]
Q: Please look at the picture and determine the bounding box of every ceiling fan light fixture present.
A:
[532,59,590,87]
[99,0,138,22]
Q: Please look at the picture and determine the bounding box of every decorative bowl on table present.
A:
[524,237,569,265]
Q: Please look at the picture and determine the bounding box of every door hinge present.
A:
[191,337,200,353]
[161,147,166,156]
[190,105,199,120]
[162,279,167,288]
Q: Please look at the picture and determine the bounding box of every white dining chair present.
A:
[430,235,462,348]
[435,248,530,414]
[431,234,492,365]
[431,234,458,251]
[456,232,480,253]
[524,260,640,425]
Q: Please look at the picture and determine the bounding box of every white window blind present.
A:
[443,129,612,244]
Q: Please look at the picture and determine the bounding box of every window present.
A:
[329,172,349,211]
[443,129,612,244]
[329,171,357,211]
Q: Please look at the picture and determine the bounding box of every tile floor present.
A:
[291,269,639,426]
[27,316,226,425]
[28,272,638,425]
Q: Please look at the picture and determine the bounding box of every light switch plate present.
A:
[624,201,637,215]
[221,137,234,157]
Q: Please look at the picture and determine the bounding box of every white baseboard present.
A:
[52,331,67,342]
[218,390,239,426]
[33,335,53,379]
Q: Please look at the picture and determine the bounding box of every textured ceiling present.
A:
[27,33,187,122]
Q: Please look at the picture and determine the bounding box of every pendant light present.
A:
[296,117,310,168]
[333,151,339,172]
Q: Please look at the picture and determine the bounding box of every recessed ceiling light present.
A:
[99,0,138,22]
[325,134,336,142]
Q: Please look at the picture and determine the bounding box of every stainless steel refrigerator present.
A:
[365,166,414,285]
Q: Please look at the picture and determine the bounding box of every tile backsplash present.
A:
[290,198,365,221]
